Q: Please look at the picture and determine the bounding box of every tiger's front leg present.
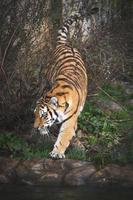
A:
[50,116,77,159]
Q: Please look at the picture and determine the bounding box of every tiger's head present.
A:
[33,97,59,135]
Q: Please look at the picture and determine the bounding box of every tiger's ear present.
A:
[50,97,58,107]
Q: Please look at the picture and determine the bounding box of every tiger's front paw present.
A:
[49,150,65,159]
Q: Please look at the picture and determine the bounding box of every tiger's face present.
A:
[33,97,59,135]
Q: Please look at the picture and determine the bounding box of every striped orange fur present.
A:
[34,14,88,159]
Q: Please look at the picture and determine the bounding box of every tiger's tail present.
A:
[57,7,99,45]
[57,14,81,45]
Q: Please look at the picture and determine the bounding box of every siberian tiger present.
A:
[33,11,94,159]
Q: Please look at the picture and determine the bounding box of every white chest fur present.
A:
[57,111,65,123]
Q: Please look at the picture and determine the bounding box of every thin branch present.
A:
[89,71,128,113]
[0,26,18,94]
[0,26,18,71]
[97,85,128,112]
[111,119,132,122]
[87,93,99,97]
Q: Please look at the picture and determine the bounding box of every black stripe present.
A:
[58,59,86,74]
[60,142,63,146]
[61,84,73,90]
[60,69,83,82]
[67,19,73,24]
[56,76,76,88]
[64,102,69,112]
[61,28,68,34]
[55,58,86,75]
[59,65,86,79]
[61,104,79,124]
[53,109,59,118]
[74,55,85,66]
[58,35,67,39]
[53,57,75,76]
[65,108,72,115]
[55,92,69,96]
[62,23,69,30]
[55,62,77,77]
[45,95,51,101]
[57,67,86,81]
[54,51,74,62]
[55,78,67,82]
[60,72,86,86]
[54,51,72,61]
[61,113,74,124]
[47,107,53,118]
[50,83,60,93]
[54,47,67,57]
[54,46,72,57]
[55,77,79,89]
[58,74,82,90]
[55,77,81,102]
[61,97,80,124]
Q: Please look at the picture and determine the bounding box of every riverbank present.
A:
[0,157,133,187]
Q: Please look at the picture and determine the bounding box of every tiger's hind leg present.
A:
[50,116,78,159]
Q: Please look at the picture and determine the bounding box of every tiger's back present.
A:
[46,44,87,111]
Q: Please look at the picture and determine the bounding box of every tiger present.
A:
[33,10,96,159]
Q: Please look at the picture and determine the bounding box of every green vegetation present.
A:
[0,132,87,160]
[78,83,133,166]
[67,147,87,161]
[0,132,87,161]
[100,84,133,111]
[0,83,132,166]
[0,132,52,160]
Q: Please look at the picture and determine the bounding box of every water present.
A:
[0,184,133,200]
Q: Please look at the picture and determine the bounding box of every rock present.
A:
[0,157,133,187]
[95,99,122,112]
[128,99,133,105]
[92,164,133,187]
[0,175,9,183]
[39,172,63,185]
[63,159,89,169]
[64,164,96,186]
[0,157,19,183]
[0,157,19,172]
[16,158,67,185]
[123,84,133,95]
[71,137,86,151]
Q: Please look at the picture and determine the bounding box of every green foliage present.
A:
[79,102,120,165]
[0,132,86,161]
[67,147,86,161]
[78,83,133,166]
[102,84,127,100]
[99,83,133,111]
[0,132,52,159]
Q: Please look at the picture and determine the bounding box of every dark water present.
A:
[0,184,133,200]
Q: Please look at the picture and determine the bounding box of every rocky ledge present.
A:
[0,157,133,187]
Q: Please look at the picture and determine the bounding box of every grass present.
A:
[0,132,52,160]
[0,132,86,161]
[67,147,87,161]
